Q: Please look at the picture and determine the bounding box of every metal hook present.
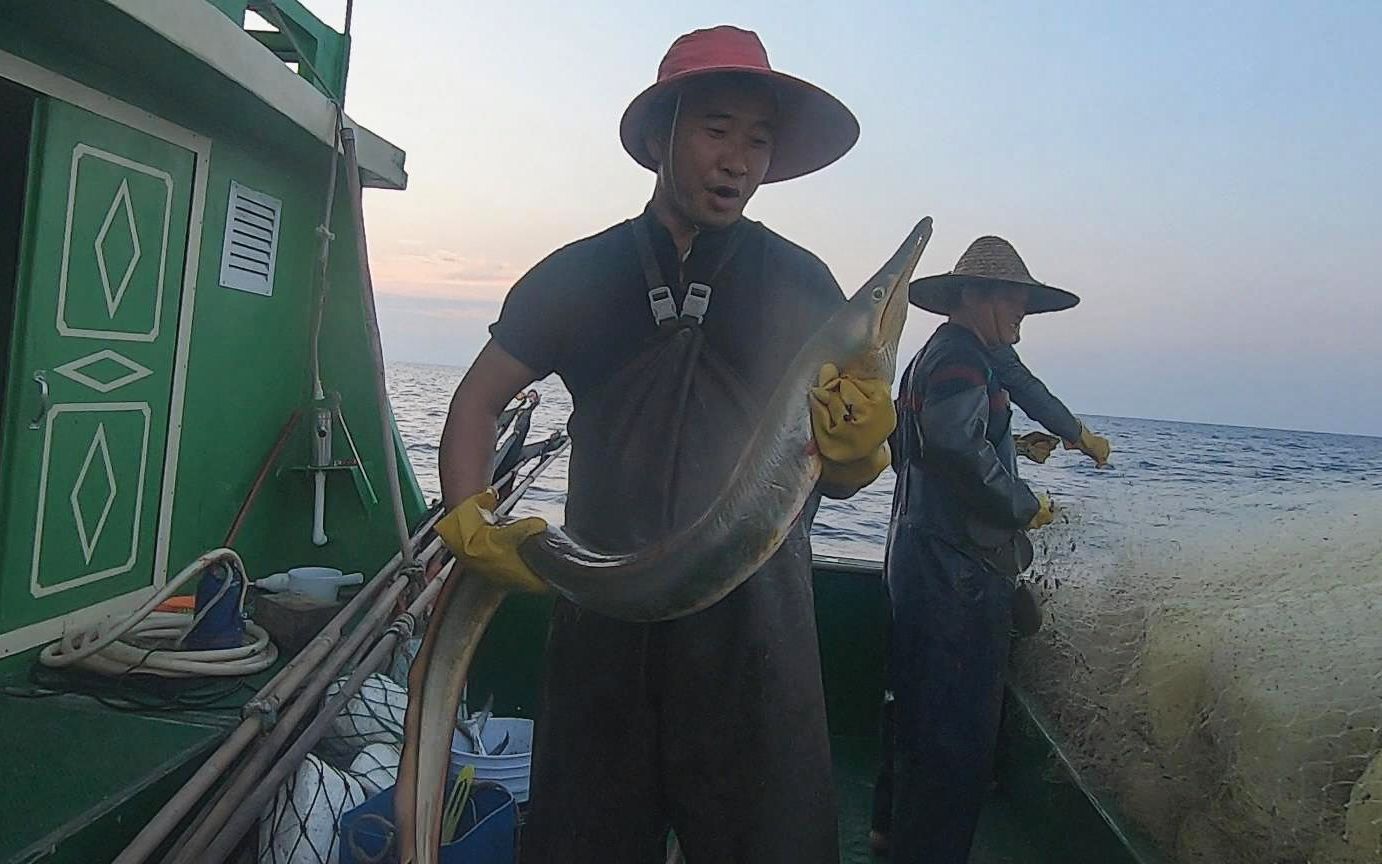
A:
[28,371,50,430]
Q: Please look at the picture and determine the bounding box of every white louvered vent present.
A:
[219,181,282,296]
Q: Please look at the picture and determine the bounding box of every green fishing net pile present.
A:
[1010,492,1382,863]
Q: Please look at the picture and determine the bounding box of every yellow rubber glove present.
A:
[1064,423,1111,468]
[809,363,896,465]
[1027,493,1057,530]
[434,489,549,593]
[820,441,892,490]
[1014,431,1061,464]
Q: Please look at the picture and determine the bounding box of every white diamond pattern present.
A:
[54,349,153,394]
[94,178,141,318]
[70,424,118,564]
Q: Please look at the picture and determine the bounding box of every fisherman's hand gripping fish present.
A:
[397,216,933,864]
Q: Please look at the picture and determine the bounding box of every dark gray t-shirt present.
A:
[489,209,845,406]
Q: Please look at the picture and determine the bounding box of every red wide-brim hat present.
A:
[620,25,859,183]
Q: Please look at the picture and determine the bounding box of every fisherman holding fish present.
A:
[878,236,1095,863]
[433,25,891,863]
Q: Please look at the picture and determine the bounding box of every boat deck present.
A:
[0,564,1155,864]
[834,735,1027,863]
[0,689,233,864]
[1,696,1128,864]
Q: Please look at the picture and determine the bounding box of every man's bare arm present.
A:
[438,340,541,511]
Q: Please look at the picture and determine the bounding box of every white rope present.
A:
[38,548,278,678]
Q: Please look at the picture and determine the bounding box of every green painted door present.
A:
[0,97,195,641]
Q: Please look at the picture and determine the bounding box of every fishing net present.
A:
[385,636,423,690]
[1011,486,1382,864]
[349,742,403,798]
[320,674,409,754]
[257,754,368,864]
[257,673,409,864]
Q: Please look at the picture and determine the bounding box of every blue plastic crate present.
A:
[338,779,516,864]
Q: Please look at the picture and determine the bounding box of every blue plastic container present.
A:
[338,780,516,864]
[182,563,246,650]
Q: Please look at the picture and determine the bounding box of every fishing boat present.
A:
[0,3,1163,862]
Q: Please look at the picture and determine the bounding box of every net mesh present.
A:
[257,754,368,864]
[1011,489,1382,864]
[256,672,409,864]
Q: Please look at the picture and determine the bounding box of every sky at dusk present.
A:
[302,1,1382,436]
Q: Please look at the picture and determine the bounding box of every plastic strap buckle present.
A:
[680,282,711,324]
[648,287,678,325]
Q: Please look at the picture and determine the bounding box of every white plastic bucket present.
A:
[450,717,533,803]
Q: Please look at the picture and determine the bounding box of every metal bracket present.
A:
[279,393,379,508]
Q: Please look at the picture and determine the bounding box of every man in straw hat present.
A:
[876,236,1103,862]
[434,25,886,862]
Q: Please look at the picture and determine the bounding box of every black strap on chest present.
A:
[629,218,745,328]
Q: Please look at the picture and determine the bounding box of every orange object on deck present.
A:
[155,595,196,613]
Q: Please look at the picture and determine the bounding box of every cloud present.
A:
[375,293,501,323]
[369,248,523,302]
[418,304,498,322]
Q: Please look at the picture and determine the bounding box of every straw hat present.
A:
[619,26,859,183]
[909,236,1080,315]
